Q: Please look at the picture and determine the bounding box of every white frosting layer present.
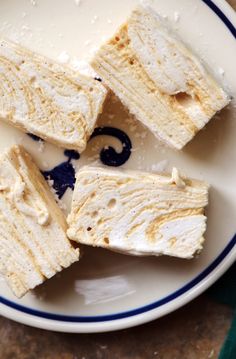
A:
[128,6,190,95]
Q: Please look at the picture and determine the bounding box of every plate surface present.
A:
[0,0,236,333]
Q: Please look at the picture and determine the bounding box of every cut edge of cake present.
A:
[91,5,230,150]
[67,166,209,259]
[0,38,108,153]
[0,145,80,298]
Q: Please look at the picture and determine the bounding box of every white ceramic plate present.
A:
[0,0,236,333]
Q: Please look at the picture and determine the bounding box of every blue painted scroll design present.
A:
[28,126,132,198]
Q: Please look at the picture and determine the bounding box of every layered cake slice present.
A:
[91,5,229,149]
[67,166,209,259]
[0,39,107,152]
[0,145,80,298]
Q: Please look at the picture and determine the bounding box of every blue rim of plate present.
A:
[0,0,236,323]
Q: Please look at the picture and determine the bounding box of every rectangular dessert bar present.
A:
[0,39,107,152]
[0,145,80,298]
[67,166,209,259]
[91,5,230,149]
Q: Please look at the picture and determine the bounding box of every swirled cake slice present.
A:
[67,167,209,259]
[0,145,80,298]
[91,5,229,150]
[0,39,107,152]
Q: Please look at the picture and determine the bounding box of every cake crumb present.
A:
[21,24,30,31]
[47,179,54,189]
[70,59,96,77]
[84,39,91,46]
[38,140,45,153]
[151,159,169,172]
[30,0,37,6]
[57,200,67,211]
[218,67,225,77]
[58,51,70,64]
[174,11,180,23]
[91,15,99,24]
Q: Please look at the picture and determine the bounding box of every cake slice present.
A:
[67,166,209,259]
[91,5,230,150]
[0,145,80,298]
[0,39,107,152]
